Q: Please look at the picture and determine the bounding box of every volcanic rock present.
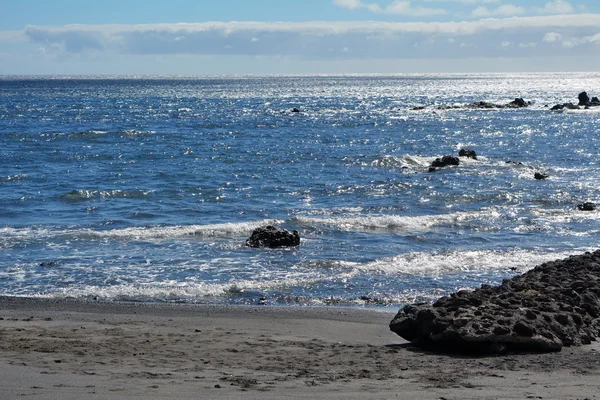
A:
[390,251,600,354]
[578,92,591,106]
[458,149,477,160]
[245,226,300,248]
[551,103,580,111]
[577,202,596,211]
[430,156,460,170]
[506,98,529,108]
[534,172,549,180]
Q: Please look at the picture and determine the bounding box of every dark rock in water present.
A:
[577,202,596,211]
[506,98,529,108]
[458,149,477,160]
[390,250,600,354]
[505,160,524,165]
[551,103,580,111]
[291,108,301,113]
[466,101,498,109]
[411,106,426,111]
[245,225,300,248]
[430,156,460,169]
[39,261,59,267]
[592,97,600,105]
[578,92,591,106]
[534,172,549,180]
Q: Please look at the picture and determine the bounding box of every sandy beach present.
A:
[0,296,599,399]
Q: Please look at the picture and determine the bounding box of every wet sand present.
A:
[0,296,599,399]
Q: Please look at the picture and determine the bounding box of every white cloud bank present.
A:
[19,15,600,61]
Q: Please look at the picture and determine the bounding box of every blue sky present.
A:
[1,0,600,74]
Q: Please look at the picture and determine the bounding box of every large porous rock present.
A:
[390,251,600,354]
[245,225,300,248]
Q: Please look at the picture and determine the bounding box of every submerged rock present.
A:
[534,172,549,180]
[245,226,300,248]
[390,251,600,354]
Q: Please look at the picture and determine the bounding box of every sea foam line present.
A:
[294,209,500,232]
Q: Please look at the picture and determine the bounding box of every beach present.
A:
[0,297,598,399]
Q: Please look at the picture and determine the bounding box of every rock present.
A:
[578,92,591,106]
[430,156,460,169]
[390,250,600,354]
[505,161,523,165]
[467,101,498,109]
[534,172,548,180]
[592,97,600,105]
[245,226,300,248]
[507,98,529,108]
[291,108,301,113]
[577,202,596,211]
[551,103,580,111]
[39,261,59,267]
[458,149,477,160]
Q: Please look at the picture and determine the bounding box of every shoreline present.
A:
[1,296,599,399]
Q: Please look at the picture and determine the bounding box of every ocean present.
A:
[2,73,600,308]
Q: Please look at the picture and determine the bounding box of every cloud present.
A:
[332,0,382,12]
[0,30,28,42]
[15,15,600,63]
[472,4,526,17]
[539,0,574,14]
[332,0,446,16]
[543,32,562,43]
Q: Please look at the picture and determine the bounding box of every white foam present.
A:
[356,248,587,275]
[80,219,284,240]
[295,209,499,232]
[31,269,360,301]
[0,220,284,244]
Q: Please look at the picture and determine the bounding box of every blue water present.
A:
[2,73,600,307]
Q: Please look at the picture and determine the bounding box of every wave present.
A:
[355,248,586,275]
[0,220,284,246]
[294,209,500,232]
[370,154,431,170]
[60,189,155,201]
[81,219,284,240]
[0,174,28,183]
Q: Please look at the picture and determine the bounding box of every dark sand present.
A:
[0,296,599,399]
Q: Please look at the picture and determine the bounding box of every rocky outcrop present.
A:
[506,98,529,108]
[245,226,300,248]
[577,202,596,211]
[458,149,477,160]
[390,251,600,354]
[552,92,600,111]
[551,103,580,111]
[429,156,460,172]
[534,172,549,180]
[578,92,591,106]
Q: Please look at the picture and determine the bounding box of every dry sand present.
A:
[0,296,599,399]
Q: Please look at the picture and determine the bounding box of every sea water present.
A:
[2,73,600,307]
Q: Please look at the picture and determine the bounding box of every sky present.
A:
[1,0,600,75]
